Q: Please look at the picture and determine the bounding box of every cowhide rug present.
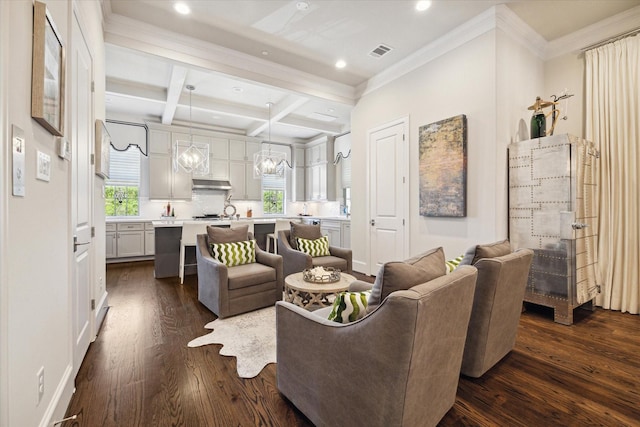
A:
[188,306,276,378]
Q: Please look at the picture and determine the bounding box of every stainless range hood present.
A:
[192,179,232,191]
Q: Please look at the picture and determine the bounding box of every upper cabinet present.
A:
[149,129,192,200]
[304,139,335,201]
[229,139,262,200]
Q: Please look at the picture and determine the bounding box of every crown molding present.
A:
[494,4,547,59]
[104,14,357,106]
[357,5,548,99]
[545,5,640,59]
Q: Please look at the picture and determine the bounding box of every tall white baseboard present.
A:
[353,260,369,276]
[38,364,75,427]
[94,291,109,337]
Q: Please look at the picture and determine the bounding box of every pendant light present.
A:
[253,102,291,179]
[174,85,209,175]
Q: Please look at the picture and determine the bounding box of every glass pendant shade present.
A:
[173,84,209,175]
[253,149,287,178]
[174,140,209,175]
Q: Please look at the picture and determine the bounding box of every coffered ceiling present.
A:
[103,0,640,144]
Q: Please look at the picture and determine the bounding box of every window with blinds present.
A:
[105,146,141,216]
[262,145,290,215]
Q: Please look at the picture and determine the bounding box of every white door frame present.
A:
[0,1,10,424]
[70,6,94,379]
[366,117,410,275]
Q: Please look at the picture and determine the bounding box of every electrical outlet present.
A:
[36,366,44,406]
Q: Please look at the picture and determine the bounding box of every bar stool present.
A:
[266,219,294,254]
[180,223,207,284]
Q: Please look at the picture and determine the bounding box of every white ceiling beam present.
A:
[246,95,310,137]
[106,78,166,102]
[161,65,188,125]
[278,116,344,135]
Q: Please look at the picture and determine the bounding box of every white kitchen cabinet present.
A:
[106,222,146,259]
[106,223,117,259]
[145,222,155,255]
[295,166,305,201]
[229,139,262,200]
[148,129,192,200]
[198,136,229,180]
[229,139,261,161]
[321,220,342,247]
[341,221,351,249]
[230,161,262,200]
[304,140,334,201]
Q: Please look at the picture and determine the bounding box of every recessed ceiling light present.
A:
[415,1,431,12]
[296,2,309,11]
[262,50,269,56]
[232,86,243,94]
[335,59,346,69]
[174,2,191,15]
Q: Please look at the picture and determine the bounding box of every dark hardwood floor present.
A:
[64,261,640,426]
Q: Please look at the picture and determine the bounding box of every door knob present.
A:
[370,219,375,226]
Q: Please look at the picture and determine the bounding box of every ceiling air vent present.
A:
[369,44,393,58]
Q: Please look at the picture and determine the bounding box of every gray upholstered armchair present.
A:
[277,229,352,277]
[195,233,283,319]
[276,265,478,427]
[458,241,534,377]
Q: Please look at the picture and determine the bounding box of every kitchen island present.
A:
[152,217,303,279]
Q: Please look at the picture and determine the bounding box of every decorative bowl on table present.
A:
[302,267,341,283]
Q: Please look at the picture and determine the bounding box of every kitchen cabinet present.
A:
[105,223,117,258]
[321,220,342,247]
[293,147,305,202]
[305,140,334,201]
[230,161,262,200]
[194,135,229,180]
[106,222,148,259]
[341,221,351,249]
[145,222,155,255]
[229,139,262,200]
[148,129,192,200]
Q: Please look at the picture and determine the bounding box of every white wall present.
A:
[351,24,546,272]
[544,52,585,138]
[1,1,104,426]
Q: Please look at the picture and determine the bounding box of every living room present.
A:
[1,1,639,426]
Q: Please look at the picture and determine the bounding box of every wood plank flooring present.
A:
[64,261,640,426]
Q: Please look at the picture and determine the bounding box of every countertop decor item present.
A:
[302,266,341,284]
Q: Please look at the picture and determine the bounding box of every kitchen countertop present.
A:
[149,216,350,227]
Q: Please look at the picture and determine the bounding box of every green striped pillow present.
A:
[209,240,256,267]
[445,254,464,273]
[328,291,371,323]
[296,236,330,257]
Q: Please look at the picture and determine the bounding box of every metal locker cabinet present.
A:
[508,134,601,324]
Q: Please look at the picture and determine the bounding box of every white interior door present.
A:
[369,120,408,275]
[71,13,93,379]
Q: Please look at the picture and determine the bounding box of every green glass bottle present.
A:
[531,108,546,139]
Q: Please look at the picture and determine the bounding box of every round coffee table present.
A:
[284,272,356,309]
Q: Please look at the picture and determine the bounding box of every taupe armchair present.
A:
[276,266,478,427]
[461,248,534,377]
[277,229,352,278]
[195,233,283,319]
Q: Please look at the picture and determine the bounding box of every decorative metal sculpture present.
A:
[528,91,574,138]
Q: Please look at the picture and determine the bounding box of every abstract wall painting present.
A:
[419,114,467,217]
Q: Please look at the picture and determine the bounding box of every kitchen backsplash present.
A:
[137,196,341,220]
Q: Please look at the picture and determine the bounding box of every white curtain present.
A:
[585,35,640,314]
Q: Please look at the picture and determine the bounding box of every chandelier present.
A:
[253,102,291,179]
[174,85,209,175]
